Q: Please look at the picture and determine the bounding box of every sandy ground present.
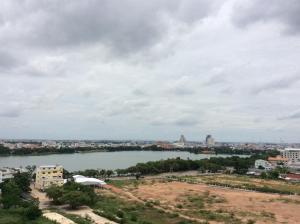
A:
[30,184,51,209]
[43,212,75,224]
[66,206,117,224]
[127,181,300,224]
[106,184,213,224]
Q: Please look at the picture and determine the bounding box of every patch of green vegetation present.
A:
[193,174,300,195]
[93,193,197,224]
[187,209,242,224]
[183,191,227,210]
[60,213,93,224]
[107,179,142,188]
[0,209,56,224]
[45,181,96,209]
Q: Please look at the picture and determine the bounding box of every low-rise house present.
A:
[280,173,300,182]
[35,165,64,190]
[0,167,27,183]
[268,155,288,167]
[246,168,264,176]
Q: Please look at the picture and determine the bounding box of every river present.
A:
[0,151,248,171]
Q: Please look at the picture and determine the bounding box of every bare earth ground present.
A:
[125,181,300,224]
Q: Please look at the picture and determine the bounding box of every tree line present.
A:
[70,151,278,177]
[0,143,279,156]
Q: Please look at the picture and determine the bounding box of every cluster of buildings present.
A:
[2,136,298,153]
[34,165,106,190]
[0,167,27,184]
[0,164,106,191]
[0,134,218,152]
[0,139,148,150]
[251,148,300,181]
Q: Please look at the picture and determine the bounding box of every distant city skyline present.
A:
[0,1,300,142]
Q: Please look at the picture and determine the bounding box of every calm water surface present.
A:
[0,151,247,171]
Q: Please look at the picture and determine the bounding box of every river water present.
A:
[0,151,247,171]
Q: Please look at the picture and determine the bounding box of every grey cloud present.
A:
[251,74,300,94]
[132,89,147,96]
[167,86,195,95]
[232,0,300,34]
[166,76,195,96]
[0,106,22,118]
[174,117,198,126]
[203,74,227,86]
[1,0,220,56]
[150,116,198,127]
[0,51,19,70]
[278,111,300,120]
[103,99,150,117]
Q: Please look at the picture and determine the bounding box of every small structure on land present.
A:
[73,175,106,187]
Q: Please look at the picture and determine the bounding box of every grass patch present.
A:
[92,193,197,224]
[180,174,300,195]
[60,213,93,224]
[0,209,55,224]
[269,197,300,204]
[107,179,142,188]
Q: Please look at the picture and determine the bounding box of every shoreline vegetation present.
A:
[73,151,279,177]
[0,144,277,157]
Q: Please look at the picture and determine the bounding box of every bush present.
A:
[24,204,42,220]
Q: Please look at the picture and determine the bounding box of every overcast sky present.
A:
[0,0,300,142]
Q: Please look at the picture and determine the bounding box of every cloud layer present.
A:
[0,0,300,142]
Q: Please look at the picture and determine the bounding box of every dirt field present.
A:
[125,180,300,224]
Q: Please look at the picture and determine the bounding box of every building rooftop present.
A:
[283,148,300,151]
[38,165,62,168]
[268,155,288,161]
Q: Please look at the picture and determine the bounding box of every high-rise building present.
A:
[179,134,187,145]
[205,135,215,147]
[35,165,64,190]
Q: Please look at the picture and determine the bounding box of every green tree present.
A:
[14,172,31,193]
[45,186,63,204]
[99,169,106,177]
[25,165,36,175]
[1,180,21,208]
[61,191,91,209]
[106,170,114,178]
[24,203,42,220]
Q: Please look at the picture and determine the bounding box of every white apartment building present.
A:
[254,159,273,170]
[35,165,64,190]
[281,148,300,163]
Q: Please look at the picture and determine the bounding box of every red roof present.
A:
[287,173,300,180]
